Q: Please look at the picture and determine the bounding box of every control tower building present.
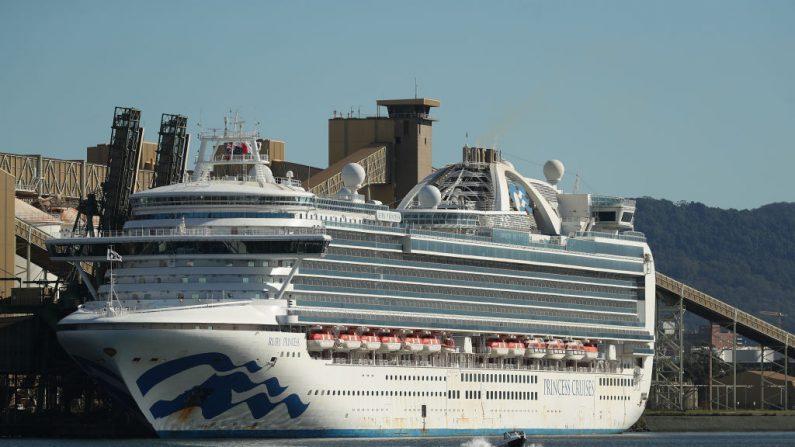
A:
[328,98,440,206]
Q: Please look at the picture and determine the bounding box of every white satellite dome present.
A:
[341,163,366,191]
[418,185,442,209]
[543,160,565,186]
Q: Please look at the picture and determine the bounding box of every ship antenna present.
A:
[573,173,580,194]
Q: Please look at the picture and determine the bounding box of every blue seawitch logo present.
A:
[136,353,309,420]
[508,181,534,215]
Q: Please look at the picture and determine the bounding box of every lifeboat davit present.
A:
[402,335,424,352]
[583,342,599,360]
[307,330,335,351]
[359,332,382,351]
[524,337,547,359]
[505,337,526,357]
[378,332,402,352]
[546,339,566,360]
[486,338,509,357]
[335,332,361,351]
[564,341,585,361]
[420,335,442,353]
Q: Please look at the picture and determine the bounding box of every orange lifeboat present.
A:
[583,341,599,360]
[377,331,402,352]
[524,337,547,359]
[504,337,526,357]
[335,331,361,351]
[306,329,335,351]
[546,339,566,360]
[564,340,585,361]
[359,331,382,351]
[402,335,424,352]
[420,334,442,353]
[486,338,509,357]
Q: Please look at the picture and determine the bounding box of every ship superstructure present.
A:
[47,122,655,438]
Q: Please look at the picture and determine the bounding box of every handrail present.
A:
[53,225,327,240]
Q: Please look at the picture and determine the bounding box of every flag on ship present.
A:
[107,248,123,262]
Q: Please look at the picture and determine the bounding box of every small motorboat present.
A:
[497,431,526,447]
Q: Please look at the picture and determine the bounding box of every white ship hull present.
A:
[58,305,652,439]
[47,128,656,439]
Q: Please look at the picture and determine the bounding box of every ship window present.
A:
[621,212,634,223]
[198,277,207,283]
[242,277,249,283]
[181,277,188,283]
[594,211,617,222]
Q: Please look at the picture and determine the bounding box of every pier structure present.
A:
[653,273,794,411]
[0,106,188,436]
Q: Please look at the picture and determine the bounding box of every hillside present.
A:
[633,198,795,333]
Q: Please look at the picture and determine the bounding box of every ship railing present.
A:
[191,173,303,187]
[328,221,643,259]
[274,177,303,187]
[575,231,647,243]
[325,353,622,374]
[55,226,326,239]
[591,196,636,208]
[211,154,261,163]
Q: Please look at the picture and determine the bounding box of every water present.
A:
[3,433,795,447]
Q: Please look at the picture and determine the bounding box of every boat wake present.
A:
[460,437,543,447]
[461,438,495,447]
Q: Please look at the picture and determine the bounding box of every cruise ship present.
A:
[47,121,655,438]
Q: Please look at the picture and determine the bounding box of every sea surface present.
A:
[3,433,795,447]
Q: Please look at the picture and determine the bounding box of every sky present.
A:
[1,0,793,210]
